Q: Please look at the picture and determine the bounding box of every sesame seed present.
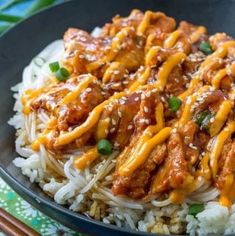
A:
[119,99,125,105]
[111,119,116,125]
[113,83,121,87]
[210,117,215,123]
[189,143,197,150]
[110,128,116,133]
[172,128,177,133]
[157,56,162,61]
[85,87,92,92]
[139,118,145,124]
[186,97,192,105]
[145,119,150,124]
[144,106,149,113]
[114,142,120,147]
[127,124,133,130]
[79,36,86,42]
[134,97,140,101]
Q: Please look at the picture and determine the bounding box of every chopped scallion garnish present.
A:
[97,139,112,155]
[199,41,213,55]
[168,96,182,112]
[55,67,70,82]
[188,204,204,216]
[49,61,60,73]
[195,110,213,130]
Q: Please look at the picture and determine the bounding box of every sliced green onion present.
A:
[195,111,210,126]
[55,67,70,82]
[188,204,204,216]
[168,96,182,112]
[199,41,213,55]
[201,113,213,130]
[33,57,46,67]
[97,139,112,155]
[49,61,60,72]
[195,110,213,130]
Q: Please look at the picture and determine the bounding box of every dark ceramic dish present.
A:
[0,0,235,235]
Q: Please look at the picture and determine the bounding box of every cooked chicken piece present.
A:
[179,121,199,165]
[63,27,145,76]
[183,51,206,76]
[178,21,208,50]
[102,62,128,93]
[101,10,176,37]
[193,89,226,115]
[98,86,159,149]
[31,75,105,131]
[151,132,191,193]
[216,140,235,189]
[200,58,225,84]
[209,33,233,50]
[112,143,167,198]
[63,28,111,76]
[111,28,145,71]
[101,9,144,37]
[111,89,165,198]
[148,62,189,96]
[99,92,141,149]
[164,65,189,96]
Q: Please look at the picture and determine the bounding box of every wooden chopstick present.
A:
[0,215,27,236]
[0,207,40,236]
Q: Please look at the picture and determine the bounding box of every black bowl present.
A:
[0,0,235,235]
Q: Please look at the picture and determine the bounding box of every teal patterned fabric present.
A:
[0,178,81,235]
[0,1,83,235]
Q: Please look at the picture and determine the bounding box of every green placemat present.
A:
[0,177,82,235]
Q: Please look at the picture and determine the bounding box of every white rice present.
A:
[9,38,235,236]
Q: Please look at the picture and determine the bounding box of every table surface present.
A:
[0,1,81,235]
